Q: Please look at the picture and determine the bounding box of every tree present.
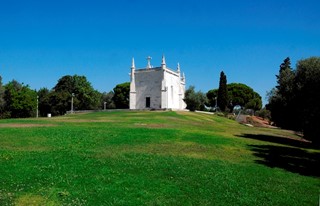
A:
[4,80,37,118]
[217,71,228,112]
[267,57,296,129]
[51,75,102,114]
[0,76,8,118]
[244,94,262,111]
[207,83,262,111]
[277,57,294,91]
[294,57,320,145]
[206,88,218,110]
[37,88,52,117]
[0,76,5,111]
[184,86,207,111]
[101,91,115,109]
[267,56,320,146]
[49,90,71,116]
[255,107,271,120]
[113,82,130,109]
[228,83,262,111]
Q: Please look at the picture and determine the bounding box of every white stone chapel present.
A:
[129,55,186,110]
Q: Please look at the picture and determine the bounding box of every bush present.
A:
[184,86,207,111]
[255,108,271,120]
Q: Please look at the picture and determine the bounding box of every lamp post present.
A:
[71,93,74,114]
[36,95,39,118]
[104,102,106,110]
[215,97,217,111]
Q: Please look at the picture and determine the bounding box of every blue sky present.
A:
[1,0,319,106]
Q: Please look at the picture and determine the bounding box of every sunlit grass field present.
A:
[0,111,319,205]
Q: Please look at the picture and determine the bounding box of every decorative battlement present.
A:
[131,55,185,81]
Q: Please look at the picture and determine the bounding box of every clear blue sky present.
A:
[1,0,319,106]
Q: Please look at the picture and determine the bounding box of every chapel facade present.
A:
[129,56,186,110]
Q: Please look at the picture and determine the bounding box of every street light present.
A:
[215,97,218,110]
[36,95,39,118]
[71,93,74,114]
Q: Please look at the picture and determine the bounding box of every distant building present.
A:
[129,55,186,110]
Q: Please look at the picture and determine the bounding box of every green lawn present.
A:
[0,111,319,205]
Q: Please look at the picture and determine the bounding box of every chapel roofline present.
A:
[131,55,185,81]
[133,55,180,72]
[135,66,180,76]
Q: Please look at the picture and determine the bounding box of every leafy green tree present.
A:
[4,80,37,118]
[101,91,115,109]
[217,71,228,111]
[276,57,295,94]
[267,57,296,129]
[184,86,207,111]
[228,83,262,111]
[207,83,262,111]
[267,56,320,145]
[37,88,52,117]
[49,91,71,116]
[0,76,5,117]
[51,75,102,114]
[206,89,218,108]
[294,57,320,145]
[244,95,262,111]
[113,82,130,109]
[255,108,271,120]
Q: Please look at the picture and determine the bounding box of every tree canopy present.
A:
[228,83,262,111]
[101,91,116,109]
[207,83,262,111]
[206,89,218,109]
[0,76,6,117]
[267,57,320,145]
[184,86,207,111]
[37,88,52,117]
[294,57,320,145]
[0,74,116,118]
[267,57,296,129]
[113,82,130,109]
[3,80,37,118]
[53,75,102,111]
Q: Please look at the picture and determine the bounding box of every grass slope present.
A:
[0,111,319,205]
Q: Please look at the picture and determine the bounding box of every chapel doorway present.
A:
[146,97,150,108]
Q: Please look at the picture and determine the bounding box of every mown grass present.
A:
[0,111,319,205]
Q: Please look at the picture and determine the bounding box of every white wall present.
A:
[134,68,163,109]
[163,69,181,109]
[130,66,186,110]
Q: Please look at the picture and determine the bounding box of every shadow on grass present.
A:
[237,134,316,149]
[237,134,320,177]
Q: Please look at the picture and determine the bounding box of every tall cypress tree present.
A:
[217,71,228,112]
